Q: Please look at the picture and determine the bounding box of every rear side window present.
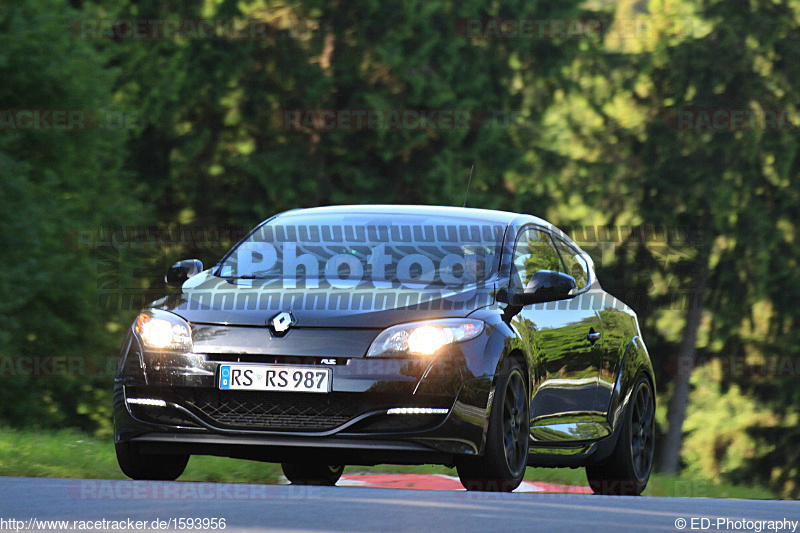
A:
[554,238,590,290]
[511,228,565,290]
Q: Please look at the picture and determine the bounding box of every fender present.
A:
[590,336,656,463]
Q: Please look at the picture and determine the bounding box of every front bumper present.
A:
[114,331,497,464]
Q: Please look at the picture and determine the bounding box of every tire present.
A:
[281,463,344,486]
[115,441,189,481]
[586,373,655,495]
[457,358,529,492]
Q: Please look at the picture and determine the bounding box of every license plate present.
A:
[218,364,331,393]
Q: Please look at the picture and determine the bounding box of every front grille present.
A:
[205,354,347,365]
[126,386,454,432]
[174,389,366,431]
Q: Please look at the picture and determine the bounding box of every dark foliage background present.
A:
[1,0,798,496]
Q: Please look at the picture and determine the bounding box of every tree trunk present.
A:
[659,261,709,474]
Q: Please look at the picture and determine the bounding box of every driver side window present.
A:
[553,238,590,291]
[511,228,565,291]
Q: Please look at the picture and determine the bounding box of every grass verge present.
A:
[0,427,776,499]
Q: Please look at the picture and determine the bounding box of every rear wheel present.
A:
[586,373,654,495]
[115,441,189,481]
[457,358,529,492]
[281,463,344,486]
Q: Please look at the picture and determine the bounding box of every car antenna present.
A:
[462,163,474,208]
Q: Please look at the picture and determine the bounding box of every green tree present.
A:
[0,0,142,432]
[535,0,800,490]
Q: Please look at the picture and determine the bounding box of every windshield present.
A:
[215,213,505,290]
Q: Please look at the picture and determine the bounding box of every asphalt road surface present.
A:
[0,477,798,532]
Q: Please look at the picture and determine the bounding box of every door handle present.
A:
[586,329,601,344]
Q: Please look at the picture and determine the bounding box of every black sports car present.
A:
[114,205,655,494]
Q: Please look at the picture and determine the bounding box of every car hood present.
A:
[152,271,495,328]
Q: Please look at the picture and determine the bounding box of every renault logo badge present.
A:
[270,311,294,335]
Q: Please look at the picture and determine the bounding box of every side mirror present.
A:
[166,259,203,287]
[495,287,510,303]
[513,270,576,305]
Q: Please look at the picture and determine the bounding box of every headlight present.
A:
[134,310,193,352]
[366,319,484,357]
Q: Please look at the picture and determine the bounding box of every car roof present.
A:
[275,204,553,228]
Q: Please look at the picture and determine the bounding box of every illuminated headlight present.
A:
[134,310,193,352]
[366,319,484,357]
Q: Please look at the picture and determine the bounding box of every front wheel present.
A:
[586,373,655,495]
[457,358,529,492]
[115,441,189,481]
[281,463,344,486]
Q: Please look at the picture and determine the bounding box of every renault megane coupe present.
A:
[114,205,655,494]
